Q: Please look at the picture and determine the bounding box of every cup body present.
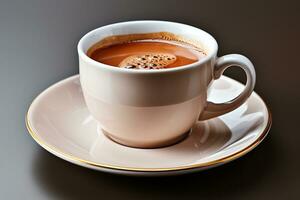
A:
[78,21,218,148]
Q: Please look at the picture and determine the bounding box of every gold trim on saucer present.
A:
[25,75,272,173]
[25,110,271,173]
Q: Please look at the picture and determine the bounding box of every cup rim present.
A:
[77,20,218,74]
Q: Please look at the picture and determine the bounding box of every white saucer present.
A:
[26,75,271,176]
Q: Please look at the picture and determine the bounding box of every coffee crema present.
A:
[87,32,206,69]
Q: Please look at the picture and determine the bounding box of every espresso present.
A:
[87,32,206,69]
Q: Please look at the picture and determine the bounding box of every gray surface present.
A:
[0,0,299,199]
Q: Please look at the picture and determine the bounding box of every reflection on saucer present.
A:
[26,75,271,175]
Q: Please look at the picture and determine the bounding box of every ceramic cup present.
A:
[78,20,256,148]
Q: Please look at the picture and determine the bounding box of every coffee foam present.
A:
[87,32,205,57]
[119,53,177,69]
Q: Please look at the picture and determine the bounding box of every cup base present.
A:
[102,129,191,149]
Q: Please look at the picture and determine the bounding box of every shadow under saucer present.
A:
[31,135,278,200]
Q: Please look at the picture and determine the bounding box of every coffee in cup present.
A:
[87,32,207,69]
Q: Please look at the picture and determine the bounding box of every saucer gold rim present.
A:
[25,75,272,173]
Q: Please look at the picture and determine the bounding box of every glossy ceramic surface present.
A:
[26,75,271,176]
[78,21,256,148]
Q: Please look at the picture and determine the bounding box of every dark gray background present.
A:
[0,0,299,199]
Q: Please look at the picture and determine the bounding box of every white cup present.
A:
[78,21,256,148]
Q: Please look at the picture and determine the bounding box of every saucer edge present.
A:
[25,75,272,174]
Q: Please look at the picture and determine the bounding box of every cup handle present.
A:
[199,54,256,120]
